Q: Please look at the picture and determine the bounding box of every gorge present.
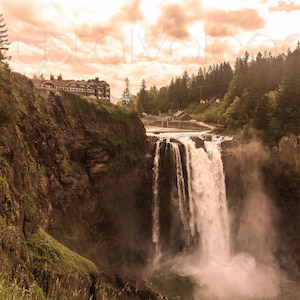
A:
[0,72,300,299]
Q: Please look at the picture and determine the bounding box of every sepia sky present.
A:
[1,0,300,97]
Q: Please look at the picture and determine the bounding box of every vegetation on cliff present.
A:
[0,59,158,299]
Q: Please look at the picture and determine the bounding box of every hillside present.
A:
[0,68,159,299]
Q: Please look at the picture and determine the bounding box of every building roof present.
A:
[32,77,110,101]
[40,79,105,89]
[173,111,192,120]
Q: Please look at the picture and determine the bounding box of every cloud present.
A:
[269,1,300,12]
[205,9,266,37]
[70,63,101,76]
[76,0,143,44]
[1,1,61,33]
[10,41,47,65]
[76,23,122,44]
[205,37,244,61]
[150,0,203,41]
[120,0,144,22]
[154,3,190,39]
[205,25,236,37]
[3,2,41,28]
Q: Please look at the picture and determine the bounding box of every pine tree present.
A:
[0,13,13,126]
[121,78,133,105]
[0,14,9,61]
[137,79,148,113]
[0,13,11,93]
[277,44,300,138]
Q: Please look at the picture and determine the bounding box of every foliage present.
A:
[221,47,298,144]
[137,79,149,113]
[277,43,300,139]
[66,91,143,132]
[0,276,45,300]
[137,62,233,114]
[0,13,9,61]
[121,77,133,105]
[0,60,13,126]
[186,102,223,124]
[0,218,45,300]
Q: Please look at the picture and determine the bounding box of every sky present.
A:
[1,0,300,98]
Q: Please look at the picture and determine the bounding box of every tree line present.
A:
[133,44,300,145]
[136,61,233,115]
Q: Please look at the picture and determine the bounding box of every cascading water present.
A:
[189,137,231,265]
[150,133,280,299]
[170,141,193,246]
[152,139,161,259]
[152,135,231,264]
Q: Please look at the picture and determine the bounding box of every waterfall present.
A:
[152,139,161,259]
[189,139,230,264]
[150,133,279,299]
[170,142,192,246]
[151,135,230,262]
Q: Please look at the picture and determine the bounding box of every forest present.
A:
[136,43,300,145]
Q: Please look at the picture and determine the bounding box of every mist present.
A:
[193,140,280,299]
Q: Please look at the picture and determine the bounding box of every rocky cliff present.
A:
[0,71,158,299]
[222,138,300,281]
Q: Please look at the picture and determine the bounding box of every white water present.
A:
[150,133,280,299]
[189,139,231,264]
[152,139,161,259]
[170,142,192,246]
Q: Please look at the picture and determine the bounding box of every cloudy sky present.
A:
[1,0,300,97]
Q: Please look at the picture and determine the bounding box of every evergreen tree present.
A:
[253,94,272,130]
[277,45,300,138]
[0,14,13,126]
[137,79,148,113]
[147,86,159,114]
[0,14,9,61]
[156,86,169,113]
[189,74,199,103]
[180,70,189,108]
[121,77,133,105]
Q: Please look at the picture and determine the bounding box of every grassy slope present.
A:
[27,227,98,275]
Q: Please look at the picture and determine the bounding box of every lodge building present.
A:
[34,77,110,101]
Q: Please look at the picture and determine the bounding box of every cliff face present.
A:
[0,72,157,299]
[222,138,300,281]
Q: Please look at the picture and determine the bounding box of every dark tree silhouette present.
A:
[0,13,9,61]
